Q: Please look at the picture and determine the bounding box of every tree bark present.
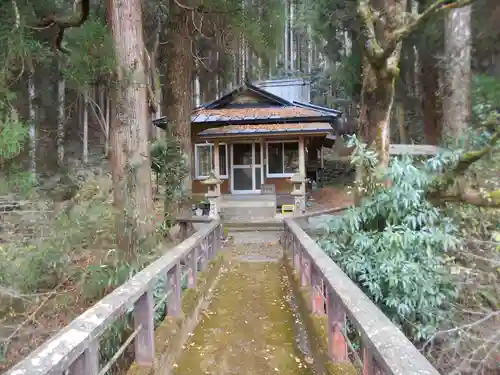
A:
[442,5,472,139]
[357,0,406,170]
[108,0,154,257]
[420,50,442,144]
[57,68,65,167]
[358,60,397,169]
[82,91,88,164]
[27,71,36,181]
[162,1,193,213]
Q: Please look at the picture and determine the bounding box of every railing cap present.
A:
[5,220,220,375]
[284,217,440,375]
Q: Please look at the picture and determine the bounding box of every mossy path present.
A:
[172,239,313,375]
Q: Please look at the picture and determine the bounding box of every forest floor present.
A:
[309,185,354,210]
[0,173,174,371]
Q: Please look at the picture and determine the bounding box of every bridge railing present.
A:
[6,218,223,375]
[283,213,440,375]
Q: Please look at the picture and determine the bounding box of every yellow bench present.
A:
[281,204,295,214]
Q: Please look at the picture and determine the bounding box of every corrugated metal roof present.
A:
[197,122,334,137]
[192,106,335,123]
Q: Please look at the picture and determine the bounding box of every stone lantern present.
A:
[289,172,306,215]
[201,171,222,218]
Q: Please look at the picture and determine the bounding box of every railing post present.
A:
[362,344,383,375]
[69,341,99,375]
[200,239,208,270]
[293,241,301,274]
[167,263,181,317]
[134,290,155,366]
[188,247,198,288]
[301,254,311,287]
[327,287,348,363]
[311,267,324,315]
[209,232,215,260]
[179,221,188,240]
[214,224,222,253]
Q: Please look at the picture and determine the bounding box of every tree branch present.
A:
[380,0,475,61]
[429,188,500,207]
[356,0,384,63]
[427,114,499,207]
[36,0,90,54]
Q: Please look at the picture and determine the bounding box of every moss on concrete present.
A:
[285,262,357,375]
[172,253,312,375]
[127,255,223,375]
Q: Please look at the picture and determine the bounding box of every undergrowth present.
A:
[318,137,459,341]
[318,134,500,373]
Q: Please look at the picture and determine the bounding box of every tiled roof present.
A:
[197,122,333,137]
[192,106,334,123]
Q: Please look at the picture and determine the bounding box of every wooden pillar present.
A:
[298,136,306,193]
[213,140,220,195]
[260,138,265,185]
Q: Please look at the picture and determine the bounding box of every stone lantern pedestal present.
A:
[201,174,222,218]
[289,173,306,215]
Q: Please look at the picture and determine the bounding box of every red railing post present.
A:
[69,341,99,375]
[327,287,348,362]
[301,254,311,287]
[362,344,384,375]
[134,290,155,365]
[167,263,181,317]
[311,268,324,315]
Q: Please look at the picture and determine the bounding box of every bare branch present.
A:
[35,0,90,54]
[380,0,475,61]
[11,0,20,29]
[427,113,499,206]
[356,0,384,62]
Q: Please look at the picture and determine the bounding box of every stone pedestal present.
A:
[201,174,222,218]
[289,173,306,216]
[206,191,220,218]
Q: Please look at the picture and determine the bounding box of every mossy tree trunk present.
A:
[356,0,472,168]
[162,0,193,216]
[108,0,154,258]
[442,4,472,139]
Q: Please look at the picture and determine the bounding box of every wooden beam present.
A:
[299,136,306,193]
[213,140,221,195]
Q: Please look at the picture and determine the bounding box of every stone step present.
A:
[224,221,284,232]
[221,206,276,221]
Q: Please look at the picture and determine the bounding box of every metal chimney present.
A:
[256,78,311,103]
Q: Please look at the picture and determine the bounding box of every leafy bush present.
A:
[151,136,188,225]
[0,110,35,195]
[317,136,459,341]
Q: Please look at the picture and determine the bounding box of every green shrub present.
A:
[317,136,459,341]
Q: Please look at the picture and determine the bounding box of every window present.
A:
[194,143,228,179]
[266,141,299,177]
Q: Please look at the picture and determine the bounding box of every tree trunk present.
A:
[358,60,397,169]
[57,70,65,167]
[396,102,409,143]
[420,50,442,145]
[82,91,88,164]
[108,0,154,257]
[162,1,193,214]
[357,0,407,170]
[442,5,472,139]
[27,71,36,181]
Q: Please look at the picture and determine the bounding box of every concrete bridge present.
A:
[5,209,439,375]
